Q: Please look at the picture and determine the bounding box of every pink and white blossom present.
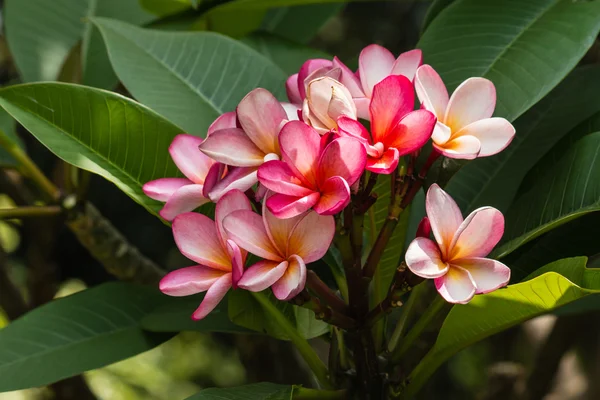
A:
[159,190,251,320]
[224,198,335,300]
[415,65,515,159]
[405,184,510,304]
[303,77,357,134]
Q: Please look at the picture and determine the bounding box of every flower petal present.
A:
[258,161,314,197]
[202,162,226,199]
[359,44,395,97]
[266,192,321,219]
[314,176,351,215]
[287,210,335,263]
[366,147,399,174]
[426,184,463,258]
[169,134,215,183]
[445,77,496,131]
[160,184,209,221]
[328,81,357,121]
[369,75,414,144]
[223,210,281,260]
[332,56,364,97]
[192,273,232,320]
[318,137,366,186]
[173,212,231,271]
[215,189,252,246]
[390,49,422,81]
[208,111,237,136]
[449,207,505,260]
[281,102,301,121]
[354,97,371,120]
[199,128,265,166]
[143,178,191,202]
[431,121,452,146]
[237,260,288,292]
[436,135,481,160]
[273,255,307,301]
[415,65,449,121]
[456,257,510,294]
[207,167,258,202]
[337,116,371,144]
[286,74,302,104]
[405,237,449,278]
[278,121,322,187]
[227,239,244,289]
[453,118,515,157]
[385,109,436,156]
[237,88,286,154]
[298,59,333,99]
[160,265,228,296]
[263,195,303,256]
[305,77,341,130]
[434,266,476,304]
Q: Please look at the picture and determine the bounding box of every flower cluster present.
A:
[144,44,516,319]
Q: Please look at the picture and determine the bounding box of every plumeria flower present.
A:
[302,77,357,134]
[405,184,510,304]
[198,88,290,197]
[257,121,366,218]
[337,75,436,174]
[224,198,335,300]
[415,65,515,159]
[286,58,337,105]
[159,190,251,320]
[143,134,223,221]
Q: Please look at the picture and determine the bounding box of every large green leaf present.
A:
[185,383,293,400]
[496,132,600,258]
[445,66,600,213]
[0,108,22,167]
[405,257,600,397]
[0,283,172,392]
[418,0,600,122]
[0,82,181,217]
[208,0,355,14]
[421,0,455,33]
[92,18,287,136]
[5,0,154,86]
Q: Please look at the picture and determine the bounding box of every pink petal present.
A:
[227,239,244,289]
[159,184,210,221]
[208,111,237,136]
[258,161,314,197]
[359,44,395,97]
[432,121,452,146]
[287,210,335,263]
[223,210,281,261]
[337,116,371,144]
[332,56,364,97]
[272,255,307,301]
[445,77,496,132]
[366,147,399,174]
[327,80,357,121]
[237,88,287,154]
[354,97,371,120]
[415,65,449,121]
[426,184,463,258]
[262,194,303,256]
[449,206,505,260]
[416,217,432,238]
[318,137,366,186]
[202,163,226,199]
[192,273,232,320]
[304,65,342,85]
[160,266,228,296]
[237,260,288,292]
[199,128,265,166]
[281,102,301,121]
[215,189,252,246]
[369,75,414,144]
[286,74,302,104]
[173,212,231,271]
[169,134,215,183]
[266,192,321,219]
[434,266,476,304]
[456,257,510,294]
[390,49,422,81]
[305,77,343,130]
[143,178,191,202]
[207,167,258,202]
[385,109,436,156]
[298,59,334,99]
[314,176,350,215]
[279,121,322,187]
[405,237,449,279]
[453,118,515,157]
[437,135,481,160]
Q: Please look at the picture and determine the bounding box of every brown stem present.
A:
[292,291,357,330]
[306,270,349,315]
[0,205,62,219]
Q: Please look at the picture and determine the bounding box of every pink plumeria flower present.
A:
[302,77,357,135]
[224,199,335,300]
[415,65,515,159]
[257,121,366,219]
[159,190,251,320]
[337,75,436,174]
[332,45,422,119]
[143,134,224,221]
[405,184,510,304]
[286,58,337,104]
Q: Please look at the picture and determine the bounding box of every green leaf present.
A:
[417,0,600,122]
[0,282,172,391]
[0,82,181,217]
[139,0,192,16]
[406,257,600,397]
[421,0,455,33]
[228,290,329,340]
[445,66,600,214]
[184,383,293,400]
[92,18,287,136]
[0,108,22,167]
[202,8,268,38]
[140,294,253,333]
[208,0,355,14]
[495,132,600,258]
